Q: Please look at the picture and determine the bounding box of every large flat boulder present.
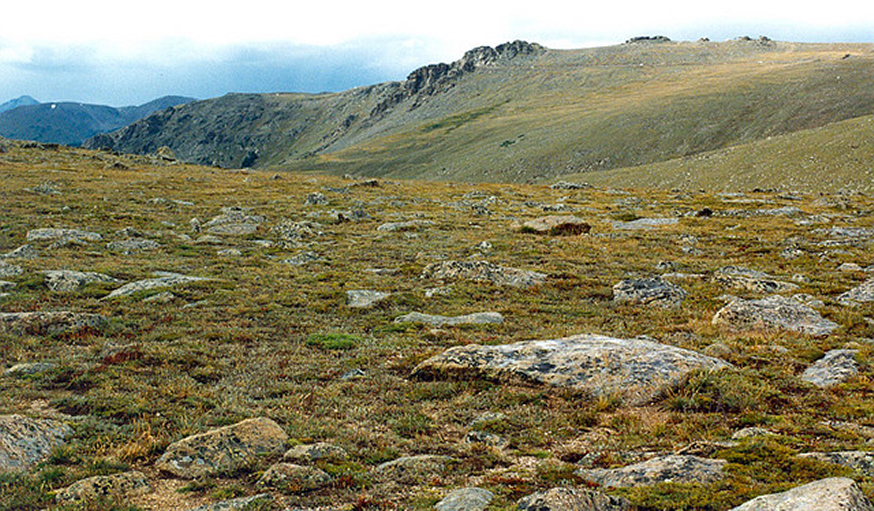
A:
[712,295,838,336]
[394,311,504,327]
[518,487,631,510]
[520,215,591,235]
[421,260,547,288]
[838,277,874,306]
[575,455,725,487]
[372,455,456,484]
[26,228,102,243]
[54,471,151,504]
[42,270,122,292]
[713,266,799,294]
[730,477,873,511]
[800,349,859,387]
[104,272,208,299]
[0,311,107,336]
[411,334,729,405]
[155,417,288,478]
[0,414,72,472]
[613,277,687,308]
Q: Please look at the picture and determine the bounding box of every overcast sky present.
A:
[2,0,872,106]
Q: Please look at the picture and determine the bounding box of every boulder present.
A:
[26,228,102,243]
[412,334,729,405]
[305,192,329,206]
[257,463,331,493]
[613,277,687,308]
[0,414,72,471]
[797,451,874,476]
[155,417,288,478]
[421,260,547,288]
[1,244,38,259]
[104,272,208,299]
[373,455,456,484]
[0,311,107,336]
[347,290,391,308]
[54,471,151,504]
[713,266,799,294]
[575,455,725,487]
[436,487,495,511]
[42,270,121,292]
[106,239,160,254]
[204,207,265,236]
[283,251,321,266]
[712,295,838,336]
[800,349,859,387]
[731,427,775,440]
[0,261,23,278]
[187,494,274,511]
[838,277,874,306]
[520,216,591,235]
[283,442,349,463]
[394,312,504,326]
[517,487,631,510]
[729,477,873,511]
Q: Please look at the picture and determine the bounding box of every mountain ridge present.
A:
[0,95,40,114]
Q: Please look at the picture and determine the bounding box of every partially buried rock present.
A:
[204,207,265,236]
[395,311,504,327]
[155,417,288,478]
[106,239,160,254]
[729,477,873,511]
[520,215,591,235]
[421,260,547,288]
[42,270,121,292]
[412,334,729,405]
[0,414,72,471]
[797,451,874,477]
[283,442,349,463]
[800,349,859,387]
[373,455,456,484]
[26,228,102,243]
[517,487,631,511]
[305,192,329,205]
[435,487,495,511]
[713,266,798,294]
[1,244,38,260]
[0,311,107,336]
[575,455,725,487]
[54,471,151,504]
[377,220,435,232]
[612,217,678,230]
[712,295,838,336]
[257,463,331,493]
[838,277,874,306]
[0,260,23,278]
[283,251,321,266]
[613,277,687,308]
[347,290,391,308]
[4,362,56,377]
[104,272,208,299]
[187,494,274,511]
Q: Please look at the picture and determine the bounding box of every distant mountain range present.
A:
[0,96,195,146]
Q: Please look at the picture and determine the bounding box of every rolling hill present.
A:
[0,96,195,146]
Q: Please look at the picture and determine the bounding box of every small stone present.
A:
[4,362,56,377]
[612,217,678,230]
[517,487,631,511]
[394,311,504,327]
[838,263,864,272]
[283,442,349,463]
[800,349,859,387]
[550,181,591,190]
[731,427,775,440]
[465,430,507,448]
[712,295,838,336]
[377,220,435,232]
[520,215,591,235]
[340,369,365,380]
[195,235,224,245]
[54,471,151,504]
[575,455,725,487]
[435,488,495,511]
[613,277,687,308]
[470,412,507,429]
[106,239,160,254]
[373,455,456,484]
[257,463,331,493]
[729,477,873,511]
[305,192,329,205]
[42,270,121,292]
[0,261,23,278]
[0,280,14,290]
[143,291,175,303]
[283,251,321,266]
[217,248,243,257]
[425,286,452,298]
[347,290,391,308]
[0,414,72,471]
[187,493,274,511]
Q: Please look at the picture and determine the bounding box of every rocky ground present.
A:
[0,142,872,510]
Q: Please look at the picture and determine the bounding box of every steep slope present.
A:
[86,40,874,183]
[0,95,39,114]
[562,113,874,193]
[0,96,195,146]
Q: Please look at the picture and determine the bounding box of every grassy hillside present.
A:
[87,40,874,186]
[563,113,874,193]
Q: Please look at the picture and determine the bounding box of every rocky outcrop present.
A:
[412,334,729,404]
[797,451,874,476]
[54,471,151,504]
[104,272,209,299]
[283,442,349,463]
[613,277,687,308]
[155,417,288,478]
[204,207,265,236]
[575,455,726,487]
[713,266,799,294]
[26,228,102,243]
[436,488,495,511]
[372,454,456,484]
[712,295,838,336]
[0,261,23,278]
[0,414,72,471]
[347,290,391,308]
[257,463,331,493]
[518,487,631,510]
[106,239,160,254]
[421,260,547,288]
[42,270,121,292]
[838,277,874,305]
[801,349,859,387]
[730,477,873,510]
[394,311,504,326]
[520,215,591,235]
[0,311,107,336]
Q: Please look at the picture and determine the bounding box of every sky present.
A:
[1,0,873,106]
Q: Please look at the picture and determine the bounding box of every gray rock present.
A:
[273,220,322,241]
[373,455,456,484]
[0,280,14,290]
[714,266,799,294]
[792,293,825,308]
[838,263,864,272]
[143,291,175,303]
[0,414,72,471]
[838,278,874,306]
[0,311,107,336]
[283,442,349,463]
[283,251,321,266]
[549,181,591,190]
[520,216,591,235]
[712,295,839,336]
[4,362,56,377]
[1,244,38,259]
[305,192,329,205]
[395,311,504,326]
[0,261,23,278]
[732,427,775,440]
[436,487,495,511]
[155,417,288,479]
[729,477,873,511]
[347,290,391,308]
[257,463,331,493]
[613,277,687,308]
[104,272,209,299]
[217,248,243,257]
[518,487,631,510]
[613,217,678,230]
[377,220,435,232]
[54,471,151,504]
[421,260,547,288]
[797,451,874,476]
[425,286,453,298]
[800,349,859,387]
[204,207,264,236]
[576,455,725,487]
[195,235,224,245]
[464,430,507,448]
[412,334,729,405]
[106,239,160,254]
[26,228,102,243]
[187,494,274,511]
[42,270,121,292]
[207,223,259,235]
